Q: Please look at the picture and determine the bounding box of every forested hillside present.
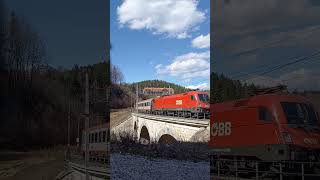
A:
[0,5,110,149]
[110,79,191,109]
[210,72,320,107]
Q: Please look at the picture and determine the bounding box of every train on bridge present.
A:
[209,87,320,178]
[136,90,210,118]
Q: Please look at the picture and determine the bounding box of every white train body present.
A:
[136,98,153,113]
[81,123,110,159]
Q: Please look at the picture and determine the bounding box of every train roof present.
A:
[155,90,208,99]
[137,98,154,103]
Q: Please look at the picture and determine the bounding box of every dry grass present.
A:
[111,132,210,162]
[110,108,132,128]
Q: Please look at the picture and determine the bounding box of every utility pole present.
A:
[130,93,132,112]
[84,72,89,180]
[106,85,110,123]
[77,114,80,149]
[68,100,70,147]
[136,84,139,112]
[66,82,71,161]
[76,98,80,150]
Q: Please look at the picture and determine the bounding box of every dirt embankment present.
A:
[0,148,65,180]
[110,108,132,128]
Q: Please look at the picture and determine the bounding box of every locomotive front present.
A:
[195,92,210,115]
[278,98,320,162]
[209,94,320,178]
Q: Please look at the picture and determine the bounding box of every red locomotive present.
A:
[136,91,210,118]
[209,91,320,177]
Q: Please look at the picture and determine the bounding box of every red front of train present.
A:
[209,93,320,161]
[152,91,210,115]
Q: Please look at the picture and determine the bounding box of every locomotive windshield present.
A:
[198,94,209,102]
[281,102,318,126]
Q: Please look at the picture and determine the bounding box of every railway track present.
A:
[133,113,209,128]
[56,154,110,180]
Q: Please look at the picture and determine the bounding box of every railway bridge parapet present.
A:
[131,113,209,144]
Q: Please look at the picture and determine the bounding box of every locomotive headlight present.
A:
[282,133,293,144]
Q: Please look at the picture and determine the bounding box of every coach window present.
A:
[259,106,273,121]
[99,132,102,142]
[97,132,99,143]
[103,131,106,142]
[91,133,94,143]
[95,133,98,143]
[107,129,110,141]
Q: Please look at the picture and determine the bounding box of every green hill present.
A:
[111,80,191,109]
[132,80,190,94]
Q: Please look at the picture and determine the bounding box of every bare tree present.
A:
[0,0,6,72]
[111,64,124,84]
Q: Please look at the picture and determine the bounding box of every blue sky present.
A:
[111,0,210,90]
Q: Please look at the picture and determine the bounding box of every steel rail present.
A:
[56,160,110,179]
[132,113,209,128]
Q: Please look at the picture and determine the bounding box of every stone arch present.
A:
[158,134,177,145]
[139,126,150,144]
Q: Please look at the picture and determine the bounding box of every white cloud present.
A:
[186,82,209,90]
[155,51,210,80]
[192,33,210,48]
[245,68,320,91]
[117,0,205,39]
